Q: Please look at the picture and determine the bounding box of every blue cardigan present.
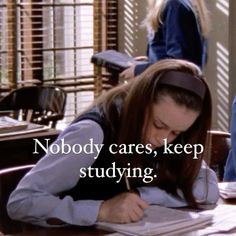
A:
[135,0,207,75]
[224,97,236,181]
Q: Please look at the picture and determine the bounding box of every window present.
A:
[0,0,118,126]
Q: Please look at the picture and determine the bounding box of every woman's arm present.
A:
[7,120,104,227]
[192,162,219,204]
[163,0,204,68]
[137,162,219,207]
[133,1,205,77]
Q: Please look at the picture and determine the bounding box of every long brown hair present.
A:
[90,59,212,206]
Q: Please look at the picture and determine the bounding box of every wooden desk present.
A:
[0,129,59,169]
[9,225,108,236]
[218,197,236,205]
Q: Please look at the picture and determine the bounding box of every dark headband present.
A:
[158,71,206,99]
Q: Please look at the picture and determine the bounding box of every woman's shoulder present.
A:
[59,119,104,144]
[163,0,195,20]
[165,0,193,12]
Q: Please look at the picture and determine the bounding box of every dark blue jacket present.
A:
[135,0,207,75]
[224,97,236,181]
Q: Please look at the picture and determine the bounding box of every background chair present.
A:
[0,165,35,234]
[0,85,67,128]
[208,130,231,181]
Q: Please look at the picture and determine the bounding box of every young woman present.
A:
[121,0,210,80]
[7,59,219,227]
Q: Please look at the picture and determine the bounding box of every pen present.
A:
[124,172,131,191]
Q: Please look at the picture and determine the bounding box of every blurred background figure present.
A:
[224,96,236,181]
[120,0,211,80]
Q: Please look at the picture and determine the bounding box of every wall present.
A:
[118,0,236,131]
[205,0,230,131]
[118,0,147,56]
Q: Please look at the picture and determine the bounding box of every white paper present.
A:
[218,182,236,199]
[0,116,28,133]
[197,204,236,235]
[0,118,50,138]
[97,205,212,236]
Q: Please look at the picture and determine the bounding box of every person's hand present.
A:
[134,55,148,61]
[98,192,149,224]
[119,63,136,82]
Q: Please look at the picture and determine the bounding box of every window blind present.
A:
[0,0,118,126]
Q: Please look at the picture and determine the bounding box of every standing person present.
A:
[224,96,236,181]
[121,0,210,80]
[7,59,218,227]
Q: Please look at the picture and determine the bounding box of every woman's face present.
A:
[142,95,200,149]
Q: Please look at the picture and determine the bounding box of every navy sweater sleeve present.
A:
[224,97,236,181]
[163,0,203,66]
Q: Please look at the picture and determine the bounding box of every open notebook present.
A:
[104,205,236,236]
[97,205,212,236]
[0,116,28,134]
[0,116,49,137]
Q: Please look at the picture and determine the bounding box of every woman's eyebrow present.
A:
[156,117,168,128]
[157,118,185,133]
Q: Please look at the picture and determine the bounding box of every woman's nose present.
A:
[155,130,171,144]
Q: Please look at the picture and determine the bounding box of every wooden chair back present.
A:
[208,130,231,181]
[0,85,67,128]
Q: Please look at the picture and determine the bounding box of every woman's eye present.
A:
[154,123,163,129]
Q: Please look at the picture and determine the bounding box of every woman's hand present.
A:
[119,56,148,82]
[134,55,148,61]
[98,192,149,224]
[119,63,136,82]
